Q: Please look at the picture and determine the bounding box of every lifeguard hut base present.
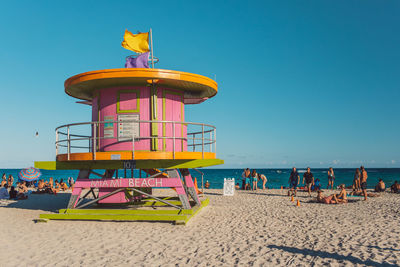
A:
[35,68,223,225]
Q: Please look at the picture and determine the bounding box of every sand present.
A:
[0,189,399,266]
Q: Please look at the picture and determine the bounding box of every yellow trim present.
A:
[150,86,158,151]
[116,89,140,113]
[56,151,216,161]
[162,90,184,151]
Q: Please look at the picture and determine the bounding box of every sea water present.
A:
[1,168,399,190]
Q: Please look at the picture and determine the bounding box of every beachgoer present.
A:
[336,184,348,203]
[9,186,17,199]
[205,180,210,189]
[60,181,68,191]
[244,169,251,190]
[38,180,45,190]
[0,184,9,199]
[327,167,335,189]
[353,168,361,191]
[374,179,385,192]
[7,174,14,187]
[258,173,267,190]
[390,181,399,193]
[54,181,61,194]
[312,178,321,191]
[68,176,75,188]
[302,167,314,197]
[241,169,247,190]
[251,170,258,190]
[360,166,368,201]
[288,167,300,197]
[316,190,338,204]
[235,183,240,190]
[1,173,6,187]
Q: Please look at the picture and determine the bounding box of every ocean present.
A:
[1,168,399,190]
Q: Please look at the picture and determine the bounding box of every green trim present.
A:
[59,209,193,215]
[40,213,188,221]
[150,86,158,151]
[162,90,184,151]
[39,198,209,225]
[116,89,140,113]
[96,92,101,151]
[34,159,224,170]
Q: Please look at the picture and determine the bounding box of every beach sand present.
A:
[0,189,399,266]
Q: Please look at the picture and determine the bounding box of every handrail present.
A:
[55,120,216,131]
[55,119,217,160]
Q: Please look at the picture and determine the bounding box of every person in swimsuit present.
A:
[241,169,247,190]
[9,186,18,199]
[244,169,251,190]
[360,166,368,201]
[288,167,300,197]
[7,175,14,187]
[327,167,335,189]
[258,173,267,190]
[390,181,399,193]
[316,190,338,204]
[336,184,348,203]
[1,174,6,187]
[302,167,314,197]
[353,168,361,191]
[251,170,258,190]
[374,179,385,192]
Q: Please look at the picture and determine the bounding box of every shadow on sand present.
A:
[267,245,397,267]
[0,193,71,212]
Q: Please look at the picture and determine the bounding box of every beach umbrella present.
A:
[18,167,42,182]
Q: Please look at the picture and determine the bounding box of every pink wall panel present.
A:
[119,92,137,111]
[98,87,150,152]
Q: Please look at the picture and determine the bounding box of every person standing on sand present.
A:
[288,167,300,197]
[258,173,267,190]
[302,167,314,197]
[241,169,248,190]
[251,169,258,190]
[353,168,361,191]
[360,166,368,201]
[1,174,6,187]
[7,175,14,187]
[327,167,335,189]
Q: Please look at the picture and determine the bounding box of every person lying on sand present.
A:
[350,191,380,197]
[316,190,339,204]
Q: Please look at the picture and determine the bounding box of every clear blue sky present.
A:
[0,0,399,168]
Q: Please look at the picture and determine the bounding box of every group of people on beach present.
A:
[287,166,399,203]
[0,173,75,200]
[239,168,268,190]
[288,166,373,201]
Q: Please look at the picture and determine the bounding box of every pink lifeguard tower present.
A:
[35,36,223,224]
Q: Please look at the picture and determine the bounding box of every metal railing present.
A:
[55,120,216,160]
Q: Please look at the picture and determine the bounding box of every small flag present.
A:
[125,52,149,68]
[121,30,149,53]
